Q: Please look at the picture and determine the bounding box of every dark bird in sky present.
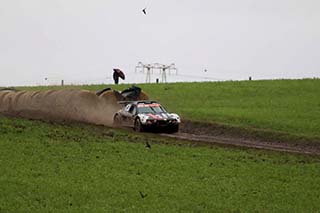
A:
[145,142,151,149]
[142,8,147,15]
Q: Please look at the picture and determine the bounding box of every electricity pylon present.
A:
[135,62,178,83]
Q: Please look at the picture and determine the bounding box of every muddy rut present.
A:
[161,132,320,156]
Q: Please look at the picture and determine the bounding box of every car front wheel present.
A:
[134,118,144,132]
[167,125,179,133]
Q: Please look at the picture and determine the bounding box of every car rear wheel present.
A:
[113,114,121,126]
[134,118,144,132]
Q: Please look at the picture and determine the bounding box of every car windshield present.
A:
[137,104,166,114]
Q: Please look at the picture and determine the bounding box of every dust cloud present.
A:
[0,89,148,126]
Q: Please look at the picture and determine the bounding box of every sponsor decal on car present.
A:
[147,114,160,119]
[137,103,161,108]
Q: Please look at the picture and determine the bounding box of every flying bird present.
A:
[142,8,147,15]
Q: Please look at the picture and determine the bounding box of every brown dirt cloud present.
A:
[0,89,148,126]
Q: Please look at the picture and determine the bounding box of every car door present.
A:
[127,105,137,127]
[121,104,132,126]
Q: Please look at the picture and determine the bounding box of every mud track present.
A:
[159,120,320,155]
[161,132,320,156]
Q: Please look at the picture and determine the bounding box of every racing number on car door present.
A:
[128,105,137,127]
[122,104,132,126]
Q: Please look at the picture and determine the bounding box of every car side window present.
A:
[125,104,131,112]
[129,105,136,115]
[130,106,137,115]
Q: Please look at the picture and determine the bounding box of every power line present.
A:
[176,73,225,81]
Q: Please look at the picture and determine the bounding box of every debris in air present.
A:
[113,68,125,85]
[139,191,148,198]
[145,142,151,149]
[142,8,147,15]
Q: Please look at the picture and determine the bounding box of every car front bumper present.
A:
[143,119,179,128]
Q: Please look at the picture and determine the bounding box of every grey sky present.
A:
[1,0,319,86]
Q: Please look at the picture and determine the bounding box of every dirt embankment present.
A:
[0,89,148,126]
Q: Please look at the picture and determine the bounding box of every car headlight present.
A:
[175,116,181,123]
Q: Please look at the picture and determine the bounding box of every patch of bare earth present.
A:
[162,120,320,156]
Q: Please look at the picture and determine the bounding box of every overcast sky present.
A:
[1,0,319,86]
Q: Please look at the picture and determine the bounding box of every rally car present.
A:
[113,100,181,133]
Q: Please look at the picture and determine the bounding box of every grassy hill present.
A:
[21,79,320,140]
[2,79,320,211]
[1,116,320,211]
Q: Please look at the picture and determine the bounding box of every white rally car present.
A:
[113,100,180,133]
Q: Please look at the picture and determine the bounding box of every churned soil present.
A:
[162,120,320,155]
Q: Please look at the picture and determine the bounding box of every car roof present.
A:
[118,100,159,106]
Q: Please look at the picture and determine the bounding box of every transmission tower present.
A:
[135,62,178,83]
[145,64,152,83]
[161,65,167,82]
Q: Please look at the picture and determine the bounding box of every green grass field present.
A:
[1,116,320,212]
[21,79,320,140]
